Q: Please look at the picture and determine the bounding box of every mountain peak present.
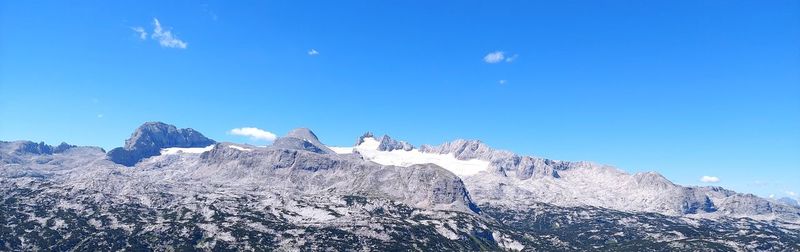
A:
[632,172,676,189]
[124,121,212,149]
[107,122,215,166]
[420,139,496,160]
[377,135,414,151]
[4,140,76,155]
[286,128,322,144]
[272,128,334,154]
[355,132,374,146]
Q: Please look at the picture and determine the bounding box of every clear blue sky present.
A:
[1,1,798,199]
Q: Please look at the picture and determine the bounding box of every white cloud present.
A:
[788,191,797,197]
[505,54,519,63]
[700,176,720,183]
[307,49,319,56]
[131,18,188,49]
[498,80,507,85]
[97,114,104,118]
[229,127,277,141]
[483,51,505,63]
[131,27,147,40]
[151,18,187,49]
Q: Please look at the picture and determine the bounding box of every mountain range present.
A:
[1,122,798,251]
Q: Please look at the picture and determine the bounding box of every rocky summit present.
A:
[106,122,216,166]
[0,122,798,251]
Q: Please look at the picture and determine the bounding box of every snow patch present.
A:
[161,145,215,155]
[328,146,354,154]
[330,137,490,177]
[227,145,253,152]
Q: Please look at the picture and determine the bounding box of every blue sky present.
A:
[1,1,798,199]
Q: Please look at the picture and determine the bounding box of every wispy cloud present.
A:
[505,54,519,63]
[229,127,277,141]
[498,80,507,85]
[132,18,187,49]
[788,191,797,197]
[700,176,720,183]
[131,27,147,40]
[151,18,188,49]
[483,51,505,63]
[307,49,319,56]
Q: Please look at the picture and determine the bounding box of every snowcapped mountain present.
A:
[1,122,798,251]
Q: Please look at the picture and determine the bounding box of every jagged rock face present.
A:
[106,122,215,166]
[122,122,215,150]
[1,141,76,155]
[420,139,506,160]
[490,156,562,179]
[377,135,413,151]
[355,132,374,146]
[0,143,109,179]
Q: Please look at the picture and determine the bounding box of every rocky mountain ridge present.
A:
[336,133,800,222]
[1,122,798,251]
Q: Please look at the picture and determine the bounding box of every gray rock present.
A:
[779,197,800,207]
[355,132,374,146]
[106,122,215,166]
[377,135,414,151]
[197,144,478,213]
[420,139,562,179]
[0,140,76,155]
[420,139,505,160]
[272,128,335,154]
[399,137,800,221]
